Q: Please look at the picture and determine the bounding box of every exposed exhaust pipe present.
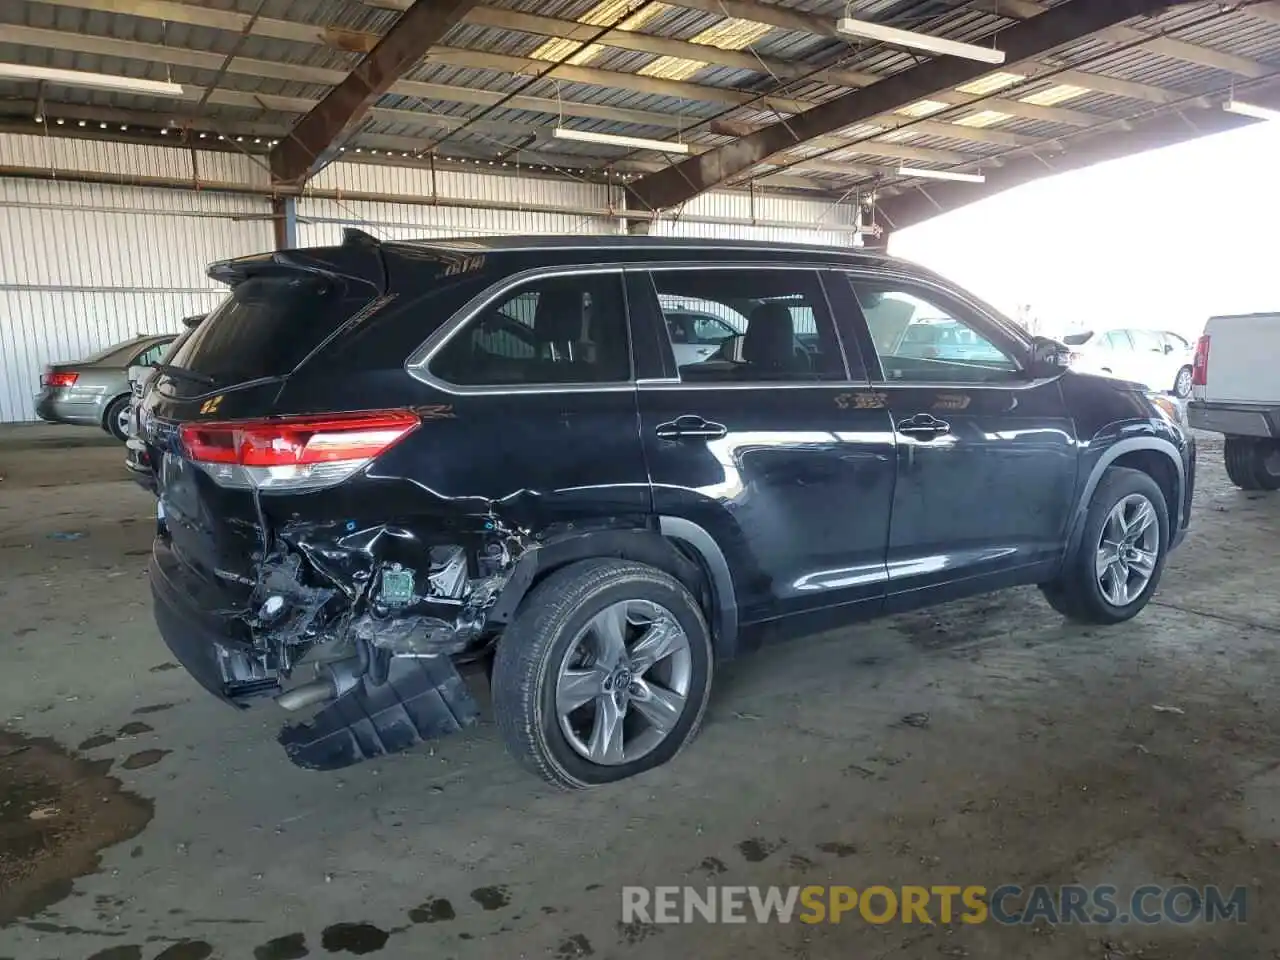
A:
[276,677,337,712]
[275,654,366,711]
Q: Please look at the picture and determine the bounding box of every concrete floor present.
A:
[1,424,1278,960]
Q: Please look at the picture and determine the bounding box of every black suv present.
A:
[141,232,1194,788]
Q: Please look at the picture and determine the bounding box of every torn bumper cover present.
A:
[148,520,525,770]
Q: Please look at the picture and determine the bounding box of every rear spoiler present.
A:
[207,228,387,294]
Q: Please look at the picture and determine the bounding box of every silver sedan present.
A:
[34,335,176,441]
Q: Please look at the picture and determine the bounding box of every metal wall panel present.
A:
[310,160,616,209]
[648,190,862,247]
[0,176,272,423]
[296,197,615,247]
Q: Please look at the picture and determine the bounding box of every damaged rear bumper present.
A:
[149,538,481,769]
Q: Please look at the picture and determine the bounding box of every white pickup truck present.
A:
[1188,313,1280,490]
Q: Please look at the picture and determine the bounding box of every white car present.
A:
[660,300,745,368]
[1061,328,1195,398]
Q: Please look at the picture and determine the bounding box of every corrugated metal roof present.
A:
[3,0,1279,201]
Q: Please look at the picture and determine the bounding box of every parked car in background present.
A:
[138,232,1194,788]
[1189,313,1280,490]
[126,315,206,489]
[36,334,176,440]
[1062,328,1195,398]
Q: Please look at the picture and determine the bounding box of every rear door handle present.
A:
[655,415,728,440]
[897,413,951,439]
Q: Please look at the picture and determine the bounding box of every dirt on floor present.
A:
[0,428,1278,960]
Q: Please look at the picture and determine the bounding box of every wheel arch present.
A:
[1067,436,1185,560]
[102,391,132,430]
[484,520,739,658]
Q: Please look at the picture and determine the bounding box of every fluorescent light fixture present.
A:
[552,127,690,153]
[897,165,986,183]
[1223,98,1280,122]
[0,63,184,96]
[836,17,1005,64]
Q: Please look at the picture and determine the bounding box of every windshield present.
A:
[166,275,372,383]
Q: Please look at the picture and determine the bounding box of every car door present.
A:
[829,271,1078,608]
[629,263,896,628]
[415,266,652,523]
[1125,329,1167,390]
[1096,330,1135,380]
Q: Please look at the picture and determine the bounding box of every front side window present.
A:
[650,269,845,382]
[1128,329,1162,353]
[430,272,630,386]
[848,279,1019,383]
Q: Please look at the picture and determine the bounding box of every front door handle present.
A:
[897,413,951,439]
[655,415,728,440]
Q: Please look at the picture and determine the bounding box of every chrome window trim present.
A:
[405,263,635,397]
[406,259,869,397]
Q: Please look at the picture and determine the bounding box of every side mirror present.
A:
[1028,336,1070,378]
[1164,343,1174,354]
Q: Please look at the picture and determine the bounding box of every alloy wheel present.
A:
[1095,493,1160,607]
[1174,368,1193,398]
[116,403,133,439]
[554,600,692,766]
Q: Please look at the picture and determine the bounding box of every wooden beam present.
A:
[270,0,478,185]
[626,0,1180,210]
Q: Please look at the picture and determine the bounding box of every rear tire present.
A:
[1172,365,1193,399]
[1224,437,1280,491]
[1040,466,1169,625]
[492,559,713,789]
[104,395,132,442]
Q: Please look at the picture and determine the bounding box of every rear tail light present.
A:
[45,371,79,388]
[1191,334,1210,386]
[180,409,420,492]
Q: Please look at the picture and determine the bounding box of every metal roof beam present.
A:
[626,0,1180,211]
[38,0,882,89]
[461,6,880,89]
[270,0,477,185]
[423,46,813,113]
[0,25,698,131]
[876,82,1280,230]
[973,0,1273,78]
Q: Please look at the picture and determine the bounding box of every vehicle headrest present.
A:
[743,302,795,365]
[533,289,584,343]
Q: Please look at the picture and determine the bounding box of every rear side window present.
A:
[649,269,846,382]
[167,275,372,383]
[1062,331,1094,346]
[430,272,630,386]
